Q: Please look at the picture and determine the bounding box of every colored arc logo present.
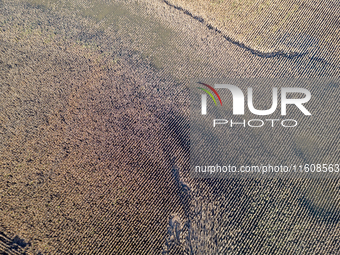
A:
[197,82,223,106]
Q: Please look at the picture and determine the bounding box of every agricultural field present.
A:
[1,0,340,254]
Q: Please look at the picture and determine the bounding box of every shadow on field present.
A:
[165,110,190,153]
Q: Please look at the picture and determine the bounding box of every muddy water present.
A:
[1,0,340,254]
